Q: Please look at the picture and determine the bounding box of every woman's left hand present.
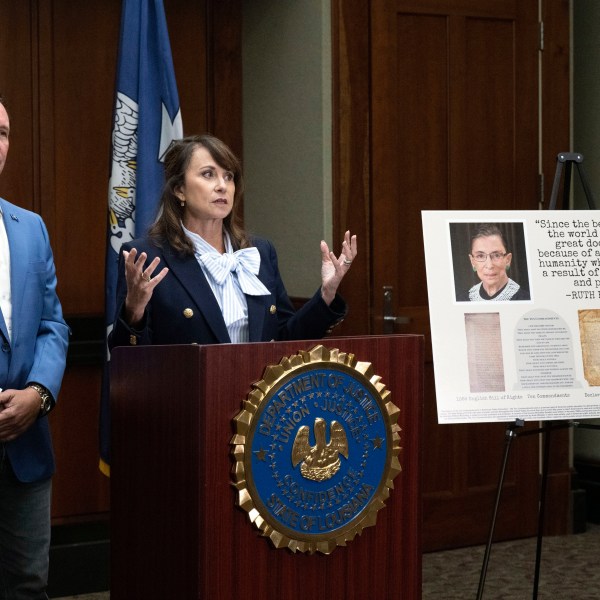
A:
[320,230,357,305]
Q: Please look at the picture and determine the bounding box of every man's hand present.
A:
[0,388,41,442]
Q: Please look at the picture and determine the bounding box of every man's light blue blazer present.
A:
[0,198,69,483]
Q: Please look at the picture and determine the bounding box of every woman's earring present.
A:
[179,197,185,207]
[506,264,510,271]
[472,266,477,272]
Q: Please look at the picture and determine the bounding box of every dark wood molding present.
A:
[541,0,570,207]
[331,0,371,336]
[64,315,105,366]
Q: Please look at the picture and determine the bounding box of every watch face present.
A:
[36,389,52,414]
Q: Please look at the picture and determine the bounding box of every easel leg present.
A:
[477,420,575,599]
[532,425,552,599]
[476,421,522,600]
[562,162,573,210]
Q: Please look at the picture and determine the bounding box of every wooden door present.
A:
[333,0,571,550]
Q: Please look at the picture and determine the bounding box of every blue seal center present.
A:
[247,365,389,538]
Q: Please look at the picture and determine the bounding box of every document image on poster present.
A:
[422,210,600,424]
[465,313,505,393]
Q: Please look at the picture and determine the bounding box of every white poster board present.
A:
[422,210,600,424]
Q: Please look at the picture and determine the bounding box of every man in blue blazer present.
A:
[0,96,69,599]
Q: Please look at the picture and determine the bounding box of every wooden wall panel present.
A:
[167,0,243,156]
[0,2,36,210]
[51,365,109,521]
[167,0,210,137]
[45,0,121,315]
[207,1,243,159]
[331,0,371,336]
[542,0,570,209]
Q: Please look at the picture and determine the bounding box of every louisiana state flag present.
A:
[100,0,183,476]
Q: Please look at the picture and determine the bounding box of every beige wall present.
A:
[242,0,332,297]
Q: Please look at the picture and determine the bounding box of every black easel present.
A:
[548,152,597,210]
[476,152,598,600]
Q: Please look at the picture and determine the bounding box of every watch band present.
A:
[28,383,54,416]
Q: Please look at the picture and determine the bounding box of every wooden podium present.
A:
[110,335,423,599]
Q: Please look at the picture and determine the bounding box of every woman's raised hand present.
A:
[320,230,357,305]
[123,248,169,327]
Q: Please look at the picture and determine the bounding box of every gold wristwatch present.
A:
[28,383,54,416]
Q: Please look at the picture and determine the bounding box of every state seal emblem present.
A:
[231,345,402,554]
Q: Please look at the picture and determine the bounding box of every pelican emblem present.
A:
[291,417,349,482]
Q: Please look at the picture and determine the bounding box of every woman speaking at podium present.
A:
[108,134,356,348]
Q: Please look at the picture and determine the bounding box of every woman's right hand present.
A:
[123,248,169,327]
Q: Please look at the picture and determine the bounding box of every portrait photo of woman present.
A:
[450,222,531,302]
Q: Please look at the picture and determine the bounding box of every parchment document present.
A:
[465,313,505,393]
[579,310,600,386]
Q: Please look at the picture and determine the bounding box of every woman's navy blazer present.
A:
[109,236,347,348]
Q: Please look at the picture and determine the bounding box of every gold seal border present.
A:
[231,344,402,554]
